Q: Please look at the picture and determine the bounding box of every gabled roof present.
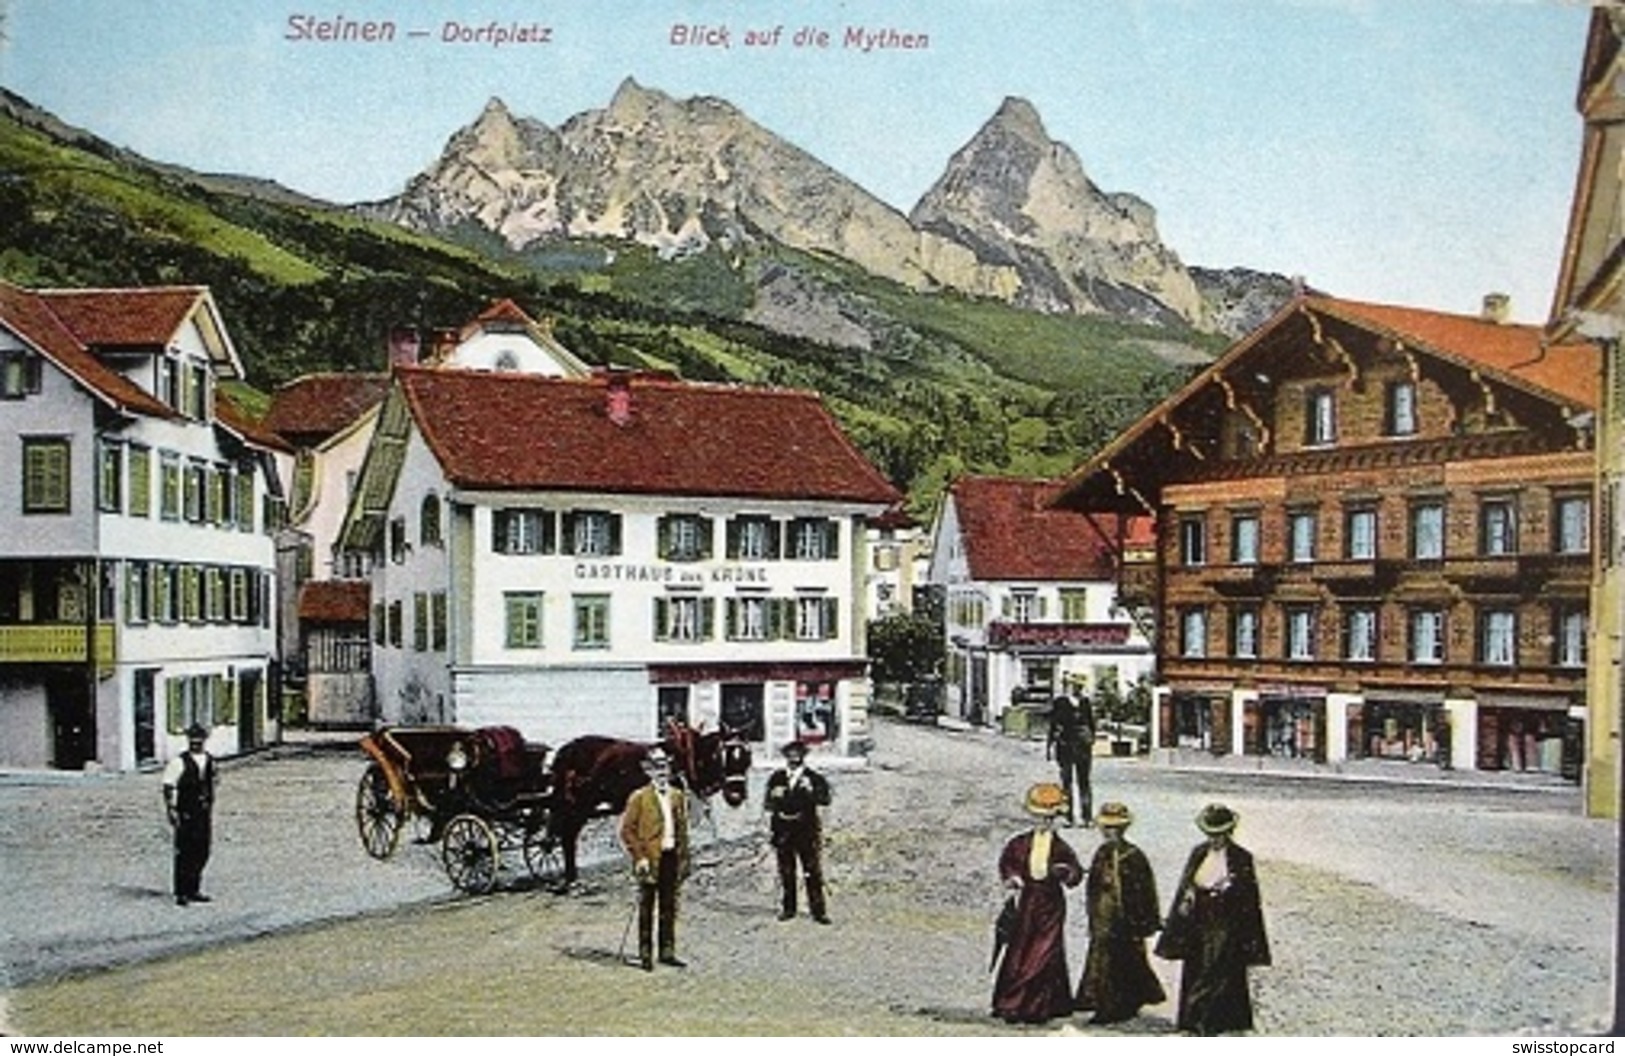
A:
[34,284,245,378]
[397,367,901,504]
[448,297,591,375]
[297,580,370,623]
[1055,293,1600,510]
[946,475,1139,582]
[263,373,391,445]
[215,390,293,454]
[0,280,175,418]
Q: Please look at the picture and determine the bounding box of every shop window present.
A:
[796,681,839,744]
[658,686,691,729]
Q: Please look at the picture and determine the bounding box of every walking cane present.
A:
[616,884,639,965]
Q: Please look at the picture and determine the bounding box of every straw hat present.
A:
[1024,782,1068,817]
[1096,802,1133,829]
[1195,802,1238,836]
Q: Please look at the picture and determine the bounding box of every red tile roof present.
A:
[461,297,536,337]
[949,475,1141,581]
[397,367,901,505]
[32,286,207,348]
[264,373,390,445]
[298,580,371,623]
[1308,296,1600,409]
[0,280,175,417]
[215,391,292,453]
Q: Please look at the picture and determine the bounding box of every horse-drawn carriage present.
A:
[356,725,562,893]
[355,720,752,895]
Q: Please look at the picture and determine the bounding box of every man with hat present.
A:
[161,723,216,907]
[991,782,1084,1025]
[1074,802,1166,1024]
[618,746,691,970]
[1155,803,1271,1034]
[763,738,832,923]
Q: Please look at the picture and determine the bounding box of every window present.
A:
[1479,609,1517,666]
[1286,606,1316,660]
[504,592,543,648]
[1180,607,1207,658]
[431,592,448,651]
[728,516,780,560]
[389,517,408,563]
[726,596,772,641]
[1385,380,1418,436]
[1345,508,1377,561]
[126,562,151,625]
[97,440,122,513]
[159,453,181,521]
[1409,609,1445,664]
[154,564,175,623]
[1411,503,1444,560]
[1007,591,1041,623]
[413,593,428,651]
[1555,607,1587,667]
[128,446,151,518]
[206,567,225,622]
[1230,513,1259,565]
[183,460,206,523]
[659,514,713,562]
[1480,499,1518,556]
[22,437,70,513]
[1344,607,1378,662]
[0,351,42,397]
[1232,606,1259,659]
[793,596,838,641]
[180,565,200,623]
[420,495,442,547]
[188,363,209,420]
[229,569,249,623]
[567,510,620,557]
[1288,510,1317,563]
[1179,516,1207,566]
[1555,495,1591,554]
[655,595,713,642]
[573,594,610,649]
[235,470,255,532]
[1059,589,1089,622]
[158,356,181,410]
[217,466,235,528]
[790,518,839,561]
[493,509,554,555]
[1305,388,1336,446]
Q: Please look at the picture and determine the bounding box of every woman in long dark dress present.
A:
[992,782,1084,1025]
[1154,803,1271,1035]
[1074,802,1166,1024]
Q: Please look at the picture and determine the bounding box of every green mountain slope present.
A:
[0,92,1213,515]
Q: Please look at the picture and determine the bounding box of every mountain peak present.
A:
[989,96,1048,142]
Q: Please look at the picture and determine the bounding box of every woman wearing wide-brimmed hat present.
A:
[1154,803,1271,1034]
[1074,802,1166,1025]
[991,782,1084,1025]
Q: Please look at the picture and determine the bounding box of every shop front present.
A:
[1245,690,1327,761]
[1160,690,1230,755]
[1354,698,1448,764]
[1474,699,1581,777]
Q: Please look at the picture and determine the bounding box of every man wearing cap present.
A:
[1155,803,1271,1034]
[764,739,832,923]
[161,723,216,907]
[1075,802,1165,1025]
[618,746,691,970]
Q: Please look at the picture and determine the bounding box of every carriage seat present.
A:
[477,725,538,783]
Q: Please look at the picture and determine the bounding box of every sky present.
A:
[0,0,1598,324]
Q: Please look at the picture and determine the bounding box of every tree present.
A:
[866,610,944,687]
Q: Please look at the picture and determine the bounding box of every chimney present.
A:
[605,371,633,426]
[429,328,460,364]
[1481,292,1511,325]
[387,327,421,368]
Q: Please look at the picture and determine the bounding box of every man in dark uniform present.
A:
[764,739,832,923]
[1045,695,1094,826]
[162,723,216,906]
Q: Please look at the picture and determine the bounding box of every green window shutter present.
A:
[656,515,672,560]
[700,598,715,640]
[217,675,235,725]
[413,593,428,651]
[824,519,840,560]
[608,514,623,556]
[653,598,669,641]
[823,598,839,640]
[725,519,740,560]
[699,517,714,560]
[374,603,386,646]
[541,511,557,554]
[166,680,184,735]
[432,592,448,651]
[561,511,578,555]
[492,510,509,553]
[768,597,786,640]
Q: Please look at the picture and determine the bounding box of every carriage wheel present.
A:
[355,763,404,860]
[523,825,565,884]
[442,814,500,894]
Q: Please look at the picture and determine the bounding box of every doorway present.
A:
[46,670,95,770]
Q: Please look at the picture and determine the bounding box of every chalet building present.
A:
[0,281,287,771]
[925,475,1155,727]
[1550,5,1625,818]
[1054,294,1598,776]
[265,299,587,726]
[336,367,900,758]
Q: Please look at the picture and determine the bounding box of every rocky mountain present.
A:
[363,82,1270,334]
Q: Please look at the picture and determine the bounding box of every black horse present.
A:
[546,719,752,889]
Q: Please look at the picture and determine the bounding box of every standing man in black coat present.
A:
[1046,695,1094,826]
[764,739,832,923]
[162,723,216,907]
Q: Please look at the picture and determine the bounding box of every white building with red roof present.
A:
[337,366,902,757]
[0,280,287,771]
[924,475,1154,727]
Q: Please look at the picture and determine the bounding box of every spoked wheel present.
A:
[355,763,405,860]
[523,823,565,885]
[442,814,500,894]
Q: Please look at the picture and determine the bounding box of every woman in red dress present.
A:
[991,782,1084,1025]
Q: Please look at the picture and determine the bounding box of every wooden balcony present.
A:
[0,623,116,668]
